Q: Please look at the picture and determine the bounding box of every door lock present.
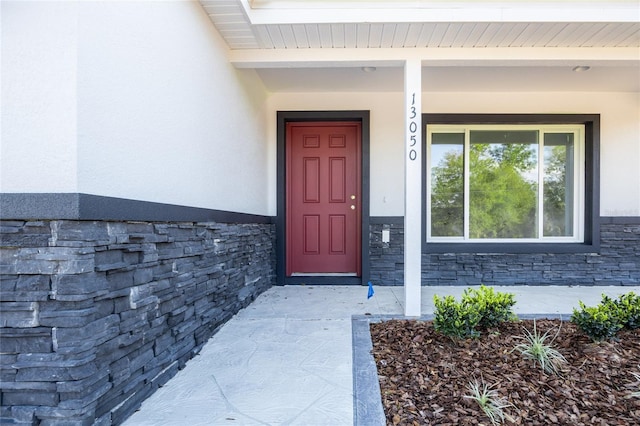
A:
[351,205,356,210]
[350,195,356,200]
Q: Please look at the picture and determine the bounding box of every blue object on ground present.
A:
[367,281,375,299]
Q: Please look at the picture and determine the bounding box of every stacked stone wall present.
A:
[0,220,275,425]
[368,223,405,286]
[369,220,640,286]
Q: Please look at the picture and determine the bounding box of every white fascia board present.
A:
[229,46,640,68]
[241,1,640,24]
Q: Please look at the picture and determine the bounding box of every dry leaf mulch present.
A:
[370,319,640,425]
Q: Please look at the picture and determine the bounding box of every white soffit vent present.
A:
[200,0,640,50]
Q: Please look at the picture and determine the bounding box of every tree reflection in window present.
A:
[429,128,577,241]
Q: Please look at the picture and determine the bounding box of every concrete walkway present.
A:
[123,285,639,426]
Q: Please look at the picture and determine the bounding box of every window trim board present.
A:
[422,114,600,254]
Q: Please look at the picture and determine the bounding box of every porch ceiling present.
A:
[200,0,640,92]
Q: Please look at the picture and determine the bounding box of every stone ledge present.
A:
[0,193,274,224]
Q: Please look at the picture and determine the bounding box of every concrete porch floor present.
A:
[123,285,640,426]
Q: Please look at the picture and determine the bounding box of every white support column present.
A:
[403,59,422,317]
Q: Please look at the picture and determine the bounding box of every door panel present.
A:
[303,158,320,203]
[303,215,320,254]
[329,157,346,203]
[286,122,361,276]
[329,215,346,254]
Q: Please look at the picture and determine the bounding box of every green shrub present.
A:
[433,294,481,339]
[607,292,640,330]
[571,292,640,342]
[433,285,516,339]
[571,301,624,342]
[464,285,517,329]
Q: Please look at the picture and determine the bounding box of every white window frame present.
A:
[426,124,585,243]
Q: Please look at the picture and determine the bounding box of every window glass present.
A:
[430,133,464,237]
[544,133,574,237]
[469,130,539,239]
[426,125,583,243]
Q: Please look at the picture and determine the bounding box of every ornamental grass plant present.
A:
[512,319,567,375]
[463,380,513,425]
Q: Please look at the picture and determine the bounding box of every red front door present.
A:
[286,122,362,276]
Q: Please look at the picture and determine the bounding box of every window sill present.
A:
[423,242,599,254]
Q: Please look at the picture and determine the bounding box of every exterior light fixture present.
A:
[362,66,377,72]
[572,66,591,72]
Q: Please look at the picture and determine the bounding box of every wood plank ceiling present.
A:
[200,1,640,50]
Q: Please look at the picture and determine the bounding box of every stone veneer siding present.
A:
[369,219,640,286]
[0,220,275,425]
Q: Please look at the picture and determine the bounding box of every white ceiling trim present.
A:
[240,0,640,24]
[247,23,640,50]
[229,46,640,68]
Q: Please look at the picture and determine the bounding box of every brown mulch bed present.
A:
[370,319,640,425]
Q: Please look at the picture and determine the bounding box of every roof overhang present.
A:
[244,0,640,24]
[200,0,640,92]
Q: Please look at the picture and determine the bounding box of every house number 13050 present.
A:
[408,93,417,161]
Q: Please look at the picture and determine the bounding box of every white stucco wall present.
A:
[268,90,640,217]
[1,1,270,215]
[3,1,637,218]
[76,1,270,215]
[1,1,79,192]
